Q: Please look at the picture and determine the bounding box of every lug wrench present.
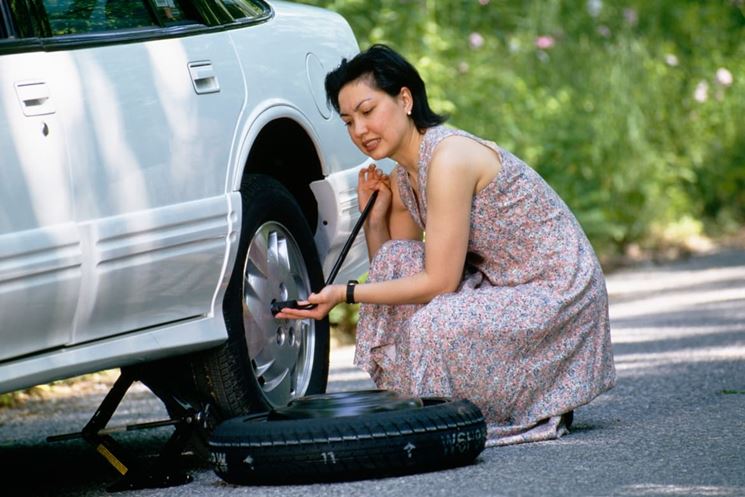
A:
[271,189,378,316]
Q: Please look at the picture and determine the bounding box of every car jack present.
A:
[47,368,208,492]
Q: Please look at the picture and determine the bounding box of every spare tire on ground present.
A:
[208,390,487,484]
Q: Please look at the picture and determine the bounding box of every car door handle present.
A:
[188,61,220,94]
[14,81,56,116]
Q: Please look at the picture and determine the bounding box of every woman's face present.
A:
[338,77,412,160]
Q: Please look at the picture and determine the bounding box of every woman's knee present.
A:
[369,239,425,281]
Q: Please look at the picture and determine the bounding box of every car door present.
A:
[0,28,80,360]
[31,0,248,343]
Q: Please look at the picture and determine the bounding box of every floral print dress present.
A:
[354,125,616,447]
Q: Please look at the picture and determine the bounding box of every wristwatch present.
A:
[346,280,358,304]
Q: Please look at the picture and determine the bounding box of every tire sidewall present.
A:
[209,397,487,484]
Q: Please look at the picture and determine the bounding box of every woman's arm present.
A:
[357,164,391,261]
[359,164,423,261]
[276,139,482,320]
[356,142,476,303]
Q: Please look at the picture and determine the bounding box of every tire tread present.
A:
[209,398,487,484]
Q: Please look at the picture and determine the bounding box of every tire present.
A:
[193,174,330,418]
[208,391,487,484]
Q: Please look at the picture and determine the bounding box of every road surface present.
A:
[1,249,744,497]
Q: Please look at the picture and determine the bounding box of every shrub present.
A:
[300,0,745,257]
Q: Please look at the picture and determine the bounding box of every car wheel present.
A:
[208,390,487,484]
[194,174,329,418]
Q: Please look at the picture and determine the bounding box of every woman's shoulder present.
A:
[426,125,500,153]
[427,127,502,168]
[429,134,481,165]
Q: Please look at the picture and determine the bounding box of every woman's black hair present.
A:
[325,44,447,131]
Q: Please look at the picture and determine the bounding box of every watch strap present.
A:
[346,280,358,304]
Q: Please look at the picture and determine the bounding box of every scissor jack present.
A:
[47,368,210,492]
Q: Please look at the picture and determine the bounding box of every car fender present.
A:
[225,100,324,194]
[225,101,386,283]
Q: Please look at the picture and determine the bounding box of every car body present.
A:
[0,0,374,415]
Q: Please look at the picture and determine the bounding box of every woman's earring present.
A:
[407,109,412,116]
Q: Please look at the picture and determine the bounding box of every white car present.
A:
[0,0,372,419]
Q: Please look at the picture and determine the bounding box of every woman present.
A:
[276,44,615,446]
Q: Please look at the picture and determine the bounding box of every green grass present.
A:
[720,389,745,395]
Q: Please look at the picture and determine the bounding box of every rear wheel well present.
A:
[242,119,323,232]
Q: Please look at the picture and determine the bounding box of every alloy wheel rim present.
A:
[243,221,315,408]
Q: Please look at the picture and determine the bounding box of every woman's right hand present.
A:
[358,164,392,225]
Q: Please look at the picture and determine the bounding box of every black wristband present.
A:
[346,280,358,304]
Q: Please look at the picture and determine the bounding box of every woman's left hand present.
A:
[274,284,345,321]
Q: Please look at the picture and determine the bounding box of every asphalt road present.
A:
[1,249,744,497]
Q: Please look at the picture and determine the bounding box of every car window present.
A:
[150,0,195,26]
[0,1,8,38]
[7,0,47,38]
[40,0,197,36]
[218,0,268,20]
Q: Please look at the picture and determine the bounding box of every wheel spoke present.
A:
[247,232,269,278]
[274,234,292,280]
[244,262,270,310]
[253,356,274,378]
[267,230,288,281]
[262,369,291,402]
[254,338,298,404]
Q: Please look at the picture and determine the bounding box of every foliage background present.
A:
[299,0,744,252]
[295,0,745,336]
